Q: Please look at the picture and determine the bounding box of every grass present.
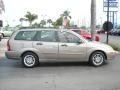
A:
[109,43,120,52]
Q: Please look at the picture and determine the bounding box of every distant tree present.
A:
[47,19,53,27]
[32,22,41,28]
[40,20,46,27]
[103,21,113,31]
[20,12,38,26]
[53,17,63,27]
[96,25,101,29]
[80,26,87,29]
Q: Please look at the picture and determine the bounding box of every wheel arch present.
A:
[89,50,107,61]
[21,51,39,59]
[1,33,4,38]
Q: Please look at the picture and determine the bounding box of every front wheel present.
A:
[22,52,39,68]
[89,51,106,67]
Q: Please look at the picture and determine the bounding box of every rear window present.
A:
[14,31,37,41]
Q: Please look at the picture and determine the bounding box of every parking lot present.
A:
[100,34,120,45]
[0,34,120,90]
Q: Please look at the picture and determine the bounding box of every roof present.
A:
[19,28,69,31]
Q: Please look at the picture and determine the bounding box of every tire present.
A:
[22,52,39,68]
[89,51,106,67]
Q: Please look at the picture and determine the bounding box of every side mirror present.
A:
[76,40,83,44]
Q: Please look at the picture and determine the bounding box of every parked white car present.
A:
[0,27,15,37]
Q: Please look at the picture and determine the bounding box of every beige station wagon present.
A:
[5,28,118,68]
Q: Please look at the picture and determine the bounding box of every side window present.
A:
[59,31,80,43]
[14,31,37,41]
[40,30,57,42]
[33,31,41,41]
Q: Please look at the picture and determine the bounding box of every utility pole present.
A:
[106,0,110,44]
[91,0,96,41]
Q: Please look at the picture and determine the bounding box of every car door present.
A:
[58,31,87,61]
[33,30,59,60]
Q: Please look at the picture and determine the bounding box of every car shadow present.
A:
[0,58,92,68]
[37,61,91,67]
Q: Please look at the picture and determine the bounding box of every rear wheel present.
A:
[89,51,106,67]
[22,52,39,68]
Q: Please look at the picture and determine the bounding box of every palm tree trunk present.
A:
[29,22,32,27]
[91,0,96,41]
[49,23,50,27]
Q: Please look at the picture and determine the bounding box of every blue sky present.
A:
[1,0,120,27]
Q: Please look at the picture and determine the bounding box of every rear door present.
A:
[33,30,59,60]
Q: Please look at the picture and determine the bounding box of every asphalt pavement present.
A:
[0,34,120,90]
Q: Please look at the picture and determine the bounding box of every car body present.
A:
[71,29,100,41]
[0,27,15,37]
[5,28,117,68]
[118,30,120,36]
[114,29,120,36]
[96,29,105,34]
[104,29,120,36]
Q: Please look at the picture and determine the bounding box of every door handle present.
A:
[36,43,43,45]
[61,44,67,47]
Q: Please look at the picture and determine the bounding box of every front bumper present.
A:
[106,51,119,60]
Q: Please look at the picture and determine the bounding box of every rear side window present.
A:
[14,31,37,41]
[33,30,57,42]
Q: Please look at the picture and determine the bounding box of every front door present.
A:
[58,31,86,61]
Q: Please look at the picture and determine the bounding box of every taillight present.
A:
[7,40,11,51]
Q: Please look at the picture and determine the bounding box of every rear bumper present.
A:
[5,51,21,60]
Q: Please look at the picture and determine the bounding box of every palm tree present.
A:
[91,0,96,41]
[19,18,25,26]
[61,10,71,28]
[20,12,38,27]
[61,10,71,19]
[47,19,52,27]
